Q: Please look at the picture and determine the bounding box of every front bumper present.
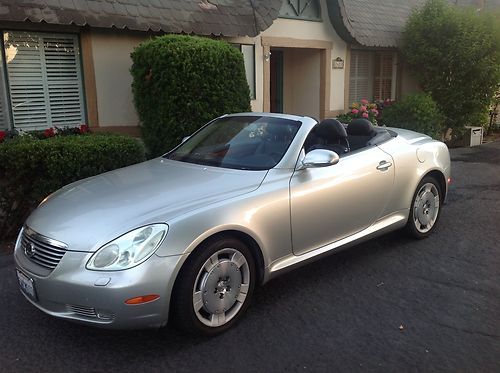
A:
[14,246,186,329]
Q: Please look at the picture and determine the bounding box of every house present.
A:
[0,0,496,135]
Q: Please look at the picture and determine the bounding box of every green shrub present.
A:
[131,35,251,158]
[379,93,444,139]
[0,134,146,238]
[401,0,500,135]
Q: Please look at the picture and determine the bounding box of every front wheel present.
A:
[405,176,442,239]
[171,237,255,335]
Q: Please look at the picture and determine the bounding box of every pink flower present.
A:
[351,108,359,114]
[0,130,6,142]
[360,106,367,112]
[361,99,369,105]
[362,112,369,118]
[371,109,379,115]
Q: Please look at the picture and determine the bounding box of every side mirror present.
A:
[301,149,340,169]
[181,136,190,143]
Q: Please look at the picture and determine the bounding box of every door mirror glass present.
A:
[301,149,339,169]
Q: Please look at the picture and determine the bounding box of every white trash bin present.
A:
[465,126,483,147]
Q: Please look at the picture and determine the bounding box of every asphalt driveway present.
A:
[0,142,499,373]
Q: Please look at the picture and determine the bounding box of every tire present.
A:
[405,176,442,239]
[171,236,256,336]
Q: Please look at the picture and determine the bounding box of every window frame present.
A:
[348,49,398,104]
[1,30,87,131]
[0,34,11,130]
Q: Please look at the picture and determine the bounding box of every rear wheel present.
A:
[405,176,442,239]
[171,237,255,335]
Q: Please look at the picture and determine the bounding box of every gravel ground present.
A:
[0,142,499,373]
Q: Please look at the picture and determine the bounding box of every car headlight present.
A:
[86,224,168,271]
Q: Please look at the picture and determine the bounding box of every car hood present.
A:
[26,158,267,252]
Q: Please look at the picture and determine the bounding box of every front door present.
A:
[290,147,395,255]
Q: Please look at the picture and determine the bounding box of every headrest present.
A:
[315,119,347,141]
[347,118,375,136]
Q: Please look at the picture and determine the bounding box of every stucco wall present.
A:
[399,60,421,97]
[90,30,147,127]
[260,2,348,113]
[89,0,348,127]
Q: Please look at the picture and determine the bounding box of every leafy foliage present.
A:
[401,0,500,134]
[379,93,444,139]
[131,35,251,158]
[0,134,146,238]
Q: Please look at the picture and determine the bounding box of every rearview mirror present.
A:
[301,149,340,169]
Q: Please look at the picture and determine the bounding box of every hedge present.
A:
[379,93,444,140]
[131,35,251,158]
[0,134,146,238]
[401,0,500,134]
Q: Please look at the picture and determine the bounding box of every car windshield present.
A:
[166,116,301,170]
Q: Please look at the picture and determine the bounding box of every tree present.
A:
[401,0,500,136]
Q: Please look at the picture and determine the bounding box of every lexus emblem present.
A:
[25,242,36,258]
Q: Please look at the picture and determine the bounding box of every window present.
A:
[279,0,321,21]
[348,50,397,104]
[232,44,256,100]
[2,31,86,131]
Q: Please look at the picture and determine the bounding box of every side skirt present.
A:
[263,210,408,283]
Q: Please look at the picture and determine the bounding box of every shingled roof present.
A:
[0,0,282,37]
[327,0,500,48]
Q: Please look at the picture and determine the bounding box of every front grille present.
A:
[66,304,98,319]
[21,227,68,270]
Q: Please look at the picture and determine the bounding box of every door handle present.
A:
[376,160,392,171]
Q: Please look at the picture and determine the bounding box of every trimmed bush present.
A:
[0,134,146,238]
[131,35,251,157]
[401,0,500,135]
[379,93,444,139]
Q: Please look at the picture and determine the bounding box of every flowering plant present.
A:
[338,99,380,125]
[79,124,90,134]
[0,124,90,144]
[44,127,56,138]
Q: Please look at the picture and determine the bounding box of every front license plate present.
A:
[17,270,37,301]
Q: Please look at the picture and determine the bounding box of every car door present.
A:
[290,146,395,256]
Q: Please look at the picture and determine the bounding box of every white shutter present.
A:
[44,35,85,126]
[349,50,371,104]
[373,52,394,101]
[4,31,85,131]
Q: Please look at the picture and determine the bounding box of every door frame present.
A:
[262,37,332,120]
[270,48,284,113]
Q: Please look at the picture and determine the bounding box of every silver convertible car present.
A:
[14,113,450,335]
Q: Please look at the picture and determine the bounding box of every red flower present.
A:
[79,124,90,134]
[0,130,6,143]
[44,127,55,138]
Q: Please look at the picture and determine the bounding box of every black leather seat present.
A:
[346,118,376,151]
[305,119,350,154]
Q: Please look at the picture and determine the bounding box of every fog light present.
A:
[125,294,160,305]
